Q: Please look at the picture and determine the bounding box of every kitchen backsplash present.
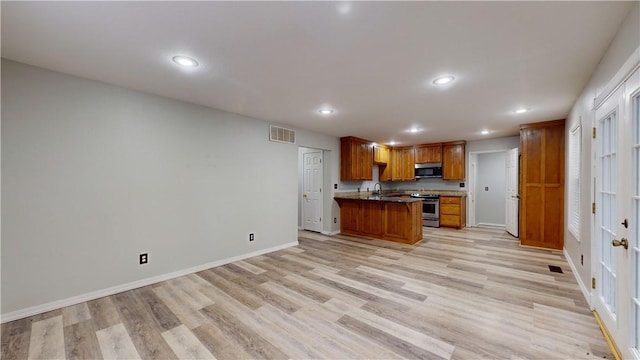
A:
[339,165,466,192]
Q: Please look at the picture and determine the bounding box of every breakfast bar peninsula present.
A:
[334,194,423,245]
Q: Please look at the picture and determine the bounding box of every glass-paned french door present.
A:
[593,66,638,359]
[598,110,618,315]
[633,84,640,357]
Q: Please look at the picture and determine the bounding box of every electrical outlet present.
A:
[334,217,337,223]
[249,233,255,242]
[139,253,148,264]
[334,184,338,189]
[581,254,584,265]
[366,187,369,192]
[485,186,489,191]
[459,182,465,188]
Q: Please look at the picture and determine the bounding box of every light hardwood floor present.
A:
[2,227,611,359]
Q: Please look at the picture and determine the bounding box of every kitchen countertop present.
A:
[410,191,467,197]
[335,190,467,198]
[333,194,421,203]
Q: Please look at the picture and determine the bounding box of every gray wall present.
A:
[564,3,639,298]
[475,152,507,226]
[466,136,520,154]
[1,59,339,316]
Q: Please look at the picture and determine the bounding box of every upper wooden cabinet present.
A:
[340,136,465,182]
[520,119,565,250]
[415,143,442,164]
[340,136,373,181]
[373,144,390,164]
[390,147,415,181]
[442,141,466,180]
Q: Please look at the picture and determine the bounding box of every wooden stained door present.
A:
[519,120,565,249]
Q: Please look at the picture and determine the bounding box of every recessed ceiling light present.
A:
[318,109,334,115]
[389,141,396,146]
[481,130,490,135]
[432,75,455,85]
[514,108,529,114]
[337,2,351,15]
[172,55,199,67]
[409,128,419,133]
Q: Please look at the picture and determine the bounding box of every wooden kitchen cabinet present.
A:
[335,197,422,244]
[383,201,422,243]
[439,196,466,229]
[388,147,415,181]
[520,119,565,250]
[338,199,384,236]
[340,199,361,233]
[340,136,373,181]
[379,162,392,181]
[360,201,384,237]
[373,144,390,164]
[415,143,442,164]
[442,141,466,180]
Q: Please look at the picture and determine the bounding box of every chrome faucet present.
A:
[373,182,382,195]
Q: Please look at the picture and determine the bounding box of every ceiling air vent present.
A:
[269,125,296,144]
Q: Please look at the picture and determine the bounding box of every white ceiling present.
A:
[1,2,634,145]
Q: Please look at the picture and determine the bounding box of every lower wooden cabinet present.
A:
[383,202,422,243]
[340,200,361,233]
[335,198,422,244]
[439,196,466,229]
[360,201,384,237]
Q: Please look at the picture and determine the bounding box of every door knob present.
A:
[612,238,628,250]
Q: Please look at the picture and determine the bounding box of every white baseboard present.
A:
[563,248,591,308]
[321,230,340,236]
[0,241,299,324]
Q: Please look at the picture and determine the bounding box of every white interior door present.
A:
[303,151,323,232]
[626,68,640,359]
[594,86,621,338]
[505,147,519,237]
[593,70,637,358]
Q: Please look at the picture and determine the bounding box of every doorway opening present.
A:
[468,150,516,234]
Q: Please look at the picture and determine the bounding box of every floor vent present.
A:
[548,265,564,273]
[270,125,296,144]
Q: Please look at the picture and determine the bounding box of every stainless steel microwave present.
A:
[415,163,443,178]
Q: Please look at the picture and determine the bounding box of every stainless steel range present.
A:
[410,194,440,227]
